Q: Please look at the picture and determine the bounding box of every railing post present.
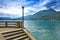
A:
[16,22,22,28]
[5,22,7,27]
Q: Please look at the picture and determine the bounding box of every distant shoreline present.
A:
[0,19,60,21]
[0,20,22,22]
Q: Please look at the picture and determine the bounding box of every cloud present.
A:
[0,0,32,17]
[0,0,60,18]
[24,0,48,16]
[0,7,22,17]
[0,0,48,18]
[54,0,60,11]
[45,0,57,8]
[0,0,40,17]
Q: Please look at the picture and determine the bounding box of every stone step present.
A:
[0,29,32,40]
[1,29,22,35]
[23,38,30,40]
[5,33,27,40]
[14,35,29,40]
[3,31,24,38]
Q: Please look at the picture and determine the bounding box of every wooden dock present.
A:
[0,21,36,40]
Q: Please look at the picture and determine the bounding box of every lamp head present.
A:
[22,6,24,8]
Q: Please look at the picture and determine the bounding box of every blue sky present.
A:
[0,0,60,18]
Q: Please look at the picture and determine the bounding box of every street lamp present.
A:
[22,6,24,28]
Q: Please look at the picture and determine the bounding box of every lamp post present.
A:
[22,6,24,28]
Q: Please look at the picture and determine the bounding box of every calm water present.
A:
[24,20,60,40]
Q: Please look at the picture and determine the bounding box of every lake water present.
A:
[24,20,60,40]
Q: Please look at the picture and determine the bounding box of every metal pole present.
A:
[22,6,24,28]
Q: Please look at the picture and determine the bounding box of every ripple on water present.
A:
[24,20,60,40]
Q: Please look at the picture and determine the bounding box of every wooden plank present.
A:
[0,34,6,40]
[16,22,23,28]
[23,29,36,40]
[5,22,7,27]
[0,21,23,28]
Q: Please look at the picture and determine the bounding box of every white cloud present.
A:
[24,0,48,15]
[41,0,49,5]
[0,0,30,17]
[0,0,50,18]
[0,7,22,17]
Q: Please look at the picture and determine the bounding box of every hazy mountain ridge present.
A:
[24,9,60,20]
[0,13,18,20]
[0,9,60,20]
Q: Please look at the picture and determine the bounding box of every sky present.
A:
[0,0,60,18]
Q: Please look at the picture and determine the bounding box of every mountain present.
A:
[0,17,12,20]
[0,8,60,20]
[32,8,56,20]
[0,12,13,17]
[40,11,60,20]
[0,17,21,20]
[53,11,60,20]
[0,12,21,20]
[24,8,60,20]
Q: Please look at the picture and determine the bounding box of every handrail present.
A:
[0,21,23,28]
